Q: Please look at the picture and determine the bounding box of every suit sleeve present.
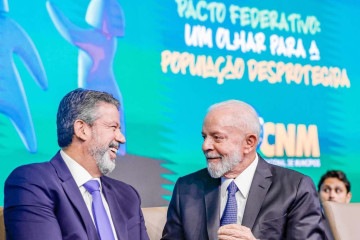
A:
[285,176,328,240]
[4,167,62,240]
[161,180,185,240]
[132,186,150,240]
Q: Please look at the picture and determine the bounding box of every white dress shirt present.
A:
[220,154,259,224]
[61,150,118,239]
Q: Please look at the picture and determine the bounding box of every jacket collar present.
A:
[203,171,221,240]
[50,151,100,240]
[242,156,273,229]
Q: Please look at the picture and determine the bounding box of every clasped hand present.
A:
[218,224,257,240]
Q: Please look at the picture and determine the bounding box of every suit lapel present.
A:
[101,177,127,240]
[204,174,221,240]
[242,157,272,230]
[51,152,99,240]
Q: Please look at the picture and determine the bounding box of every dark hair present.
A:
[318,170,351,193]
[57,88,119,148]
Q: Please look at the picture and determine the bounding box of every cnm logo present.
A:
[259,122,320,158]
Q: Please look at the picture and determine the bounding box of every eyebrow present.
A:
[101,120,120,127]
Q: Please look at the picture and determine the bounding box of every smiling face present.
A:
[88,102,125,175]
[319,177,352,203]
[202,114,243,178]
[201,105,257,179]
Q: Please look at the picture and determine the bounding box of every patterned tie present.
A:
[83,180,115,240]
[221,181,238,226]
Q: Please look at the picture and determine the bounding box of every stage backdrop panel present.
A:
[1,0,360,206]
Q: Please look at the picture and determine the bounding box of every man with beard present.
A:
[4,89,149,240]
[162,100,327,240]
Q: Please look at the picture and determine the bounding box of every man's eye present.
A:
[214,135,224,141]
[335,188,343,193]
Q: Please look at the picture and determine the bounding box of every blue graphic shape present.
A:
[257,116,264,149]
[0,0,48,153]
[46,0,126,155]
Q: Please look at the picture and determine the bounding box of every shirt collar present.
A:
[60,150,97,188]
[221,154,259,198]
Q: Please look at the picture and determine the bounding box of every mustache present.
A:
[205,153,222,159]
[109,142,119,150]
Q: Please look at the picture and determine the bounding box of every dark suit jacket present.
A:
[162,156,327,240]
[323,211,335,240]
[4,152,149,240]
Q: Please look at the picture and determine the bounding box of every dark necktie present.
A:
[83,180,116,240]
[220,181,239,226]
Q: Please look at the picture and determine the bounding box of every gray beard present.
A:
[207,151,241,178]
[90,145,116,175]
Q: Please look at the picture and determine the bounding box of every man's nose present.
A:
[202,137,213,152]
[116,129,126,144]
[329,189,336,198]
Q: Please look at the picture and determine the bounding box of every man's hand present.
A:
[218,224,257,240]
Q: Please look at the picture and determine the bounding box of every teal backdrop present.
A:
[1,0,360,205]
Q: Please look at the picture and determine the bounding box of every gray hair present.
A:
[57,88,119,148]
[208,100,261,138]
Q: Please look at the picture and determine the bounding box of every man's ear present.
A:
[243,134,258,154]
[74,120,90,141]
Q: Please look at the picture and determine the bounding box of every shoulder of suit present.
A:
[175,168,218,187]
[258,157,306,178]
[266,161,308,180]
[10,161,52,176]
[102,175,127,185]
[101,176,141,198]
[179,168,209,179]
[101,175,135,190]
[5,161,53,186]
